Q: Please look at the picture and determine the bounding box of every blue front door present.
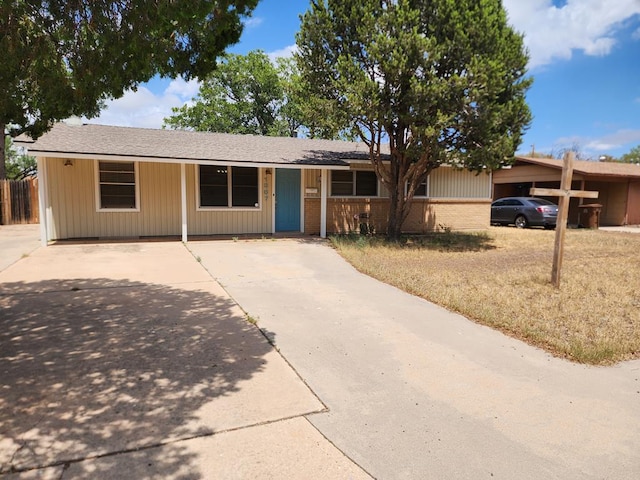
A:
[275,169,301,232]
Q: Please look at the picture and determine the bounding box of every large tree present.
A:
[0,0,259,178]
[4,137,36,180]
[296,0,532,239]
[619,145,640,164]
[165,50,305,137]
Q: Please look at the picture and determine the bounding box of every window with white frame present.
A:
[199,165,259,208]
[97,161,138,210]
[330,170,378,196]
[414,180,428,197]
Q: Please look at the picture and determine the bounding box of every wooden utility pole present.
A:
[530,152,598,288]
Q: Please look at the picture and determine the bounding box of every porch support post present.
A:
[300,169,305,233]
[489,170,493,198]
[320,169,328,238]
[36,157,48,247]
[181,163,187,243]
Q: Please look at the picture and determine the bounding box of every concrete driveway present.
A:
[0,225,41,273]
[0,241,369,479]
[189,238,640,480]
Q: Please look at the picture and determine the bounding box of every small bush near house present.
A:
[331,227,640,365]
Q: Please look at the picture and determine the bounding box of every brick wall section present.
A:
[304,198,321,235]
[304,197,491,234]
[403,199,491,232]
[327,198,389,234]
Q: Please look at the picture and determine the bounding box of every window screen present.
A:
[98,161,137,209]
[199,165,259,208]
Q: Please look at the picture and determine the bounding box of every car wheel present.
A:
[514,215,528,229]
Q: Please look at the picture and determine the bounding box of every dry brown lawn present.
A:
[331,227,640,365]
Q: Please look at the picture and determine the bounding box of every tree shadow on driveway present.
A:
[0,278,275,478]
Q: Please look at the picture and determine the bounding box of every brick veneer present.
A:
[304,197,490,234]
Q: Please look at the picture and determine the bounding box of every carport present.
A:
[493,156,640,226]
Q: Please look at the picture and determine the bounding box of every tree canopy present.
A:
[3,137,36,180]
[165,49,346,140]
[619,145,640,164]
[165,50,303,137]
[0,0,258,178]
[296,0,532,238]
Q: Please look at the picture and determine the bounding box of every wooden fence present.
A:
[0,178,39,225]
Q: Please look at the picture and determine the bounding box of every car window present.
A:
[492,200,506,207]
[505,199,523,206]
[528,198,556,206]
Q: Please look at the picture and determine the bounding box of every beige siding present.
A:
[46,157,181,239]
[304,170,321,198]
[430,167,491,198]
[493,164,589,184]
[187,165,273,235]
[301,166,491,234]
[45,158,273,239]
[305,165,490,201]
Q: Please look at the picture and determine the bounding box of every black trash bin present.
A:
[580,204,602,229]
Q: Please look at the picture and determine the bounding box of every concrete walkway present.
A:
[189,238,640,480]
[0,242,368,479]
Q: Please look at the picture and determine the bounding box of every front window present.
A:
[414,181,428,197]
[331,170,378,196]
[199,165,259,208]
[97,161,138,210]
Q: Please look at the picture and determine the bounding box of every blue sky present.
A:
[89,0,640,160]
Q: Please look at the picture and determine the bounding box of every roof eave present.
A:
[27,149,352,169]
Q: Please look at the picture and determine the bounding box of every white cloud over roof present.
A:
[585,129,640,152]
[85,78,199,129]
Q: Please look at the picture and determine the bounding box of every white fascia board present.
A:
[28,150,351,170]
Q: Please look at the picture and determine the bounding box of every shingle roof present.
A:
[515,156,640,179]
[20,122,385,166]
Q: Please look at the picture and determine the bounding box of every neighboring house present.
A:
[20,122,492,244]
[493,156,640,226]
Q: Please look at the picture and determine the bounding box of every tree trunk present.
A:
[0,124,6,180]
[386,181,406,241]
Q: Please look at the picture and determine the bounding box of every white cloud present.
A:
[584,129,640,152]
[502,0,640,69]
[548,129,640,156]
[85,77,201,129]
[85,43,299,129]
[633,27,640,40]
[244,17,263,29]
[165,77,201,99]
[268,44,297,62]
